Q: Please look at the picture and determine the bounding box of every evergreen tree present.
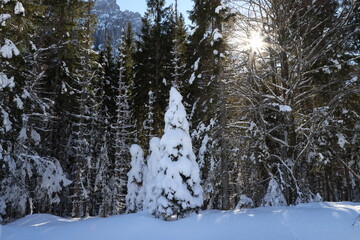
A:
[143,137,161,213]
[126,144,145,213]
[133,0,174,148]
[0,0,72,221]
[119,23,136,108]
[92,48,112,217]
[68,0,99,218]
[262,178,287,207]
[186,0,232,209]
[112,34,135,214]
[154,87,203,219]
[170,1,188,89]
[29,0,100,217]
[102,34,119,162]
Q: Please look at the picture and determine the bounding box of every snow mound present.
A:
[8,214,73,226]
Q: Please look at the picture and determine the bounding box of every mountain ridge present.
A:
[92,0,142,50]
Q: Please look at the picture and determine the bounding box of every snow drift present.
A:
[1,202,360,240]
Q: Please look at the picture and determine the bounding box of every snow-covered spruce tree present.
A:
[186,0,233,210]
[170,0,187,89]
[307,107,360,201]
[117,22,136,134]
[111,38,134,214]
[126,144,145,213]
[262,178,287,207]
[70,0,99,218]
[133,0,175,148]
[93,141,112,217]
[91,41,114,217]
[143,137,161,213]
[97,32,118,171]
[154,87,203,219]
[0,0,73,222]
[0,1,26,221]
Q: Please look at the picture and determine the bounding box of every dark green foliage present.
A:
[133,0,188,149]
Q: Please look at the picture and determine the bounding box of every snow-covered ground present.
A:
[1,202,360,240]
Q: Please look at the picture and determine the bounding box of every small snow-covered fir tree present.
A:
[143,137,161,213]
[235,195,254,210]
[262,178,287,207]
[154,87,203,219]
[126,144,145,213]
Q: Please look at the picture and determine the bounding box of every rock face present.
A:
[92,0,142,50]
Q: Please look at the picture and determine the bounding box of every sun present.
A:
[247,31,265,51]
[228,28,267,56]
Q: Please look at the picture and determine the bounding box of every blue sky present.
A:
[116,0,193,23]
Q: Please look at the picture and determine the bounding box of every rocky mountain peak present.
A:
[93,0,142,50]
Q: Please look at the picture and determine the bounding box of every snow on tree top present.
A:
[193,58,201,71]
[0,13,11,26]
[336,133,347,149]
[1,39,20,58]
[149,137,160,151]
[279,105,292,112]
[0,72,15,90]
[129,146,145,181]
[346,76,358,86]
[213,28,222,41]
[271,103,292,112]
[130,144,144,167]
[146,137,161,181]
[14,1,25,15]
[1,109,12,132]
[164,87,189,133]
[215,5,226,14]
[188,73,196,85]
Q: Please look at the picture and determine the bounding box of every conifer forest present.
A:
[0,0,359,223]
